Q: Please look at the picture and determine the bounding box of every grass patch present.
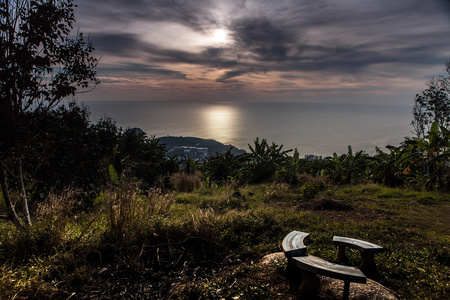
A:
[0,183,448,299]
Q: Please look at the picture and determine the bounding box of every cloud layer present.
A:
[74,0,450,104]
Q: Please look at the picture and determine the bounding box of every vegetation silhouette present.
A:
[0,0,99,228]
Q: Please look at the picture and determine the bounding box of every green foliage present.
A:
[179,154,202,174]
[412,60,450,138]
[300,182,324,200]
[108,164,120,185]
[204,147,246,185]
[179,263,279,300]
[277,148,302,184]
[405,122,450,189]
[0,183,449,299]
[113,130,173,190]
[370,144,416,187]
[23,103,118,202]
[324,146,368,185]
[245,138,292,183]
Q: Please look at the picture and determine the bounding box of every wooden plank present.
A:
[333,236,384,254]
[292,255,367,284]
[282,231,309,258]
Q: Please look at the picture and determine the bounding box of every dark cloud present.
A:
[102,63,189,79]
[92,33,145,56]
[77,0,216,32]
[231,17,294,62]
[216,70,249,82]
[202,47,226,58]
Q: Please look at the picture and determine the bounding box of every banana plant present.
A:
[245,138,292,183]
[405,122,450,189]
[277,148,303,184]
[324,146,367,185]
[369,145,417,187]
[204,148,246,185]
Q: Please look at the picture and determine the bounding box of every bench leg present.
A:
[285,259,303,289]
[337,245,349,264]
[299,270,320,297]
[285,259,299,279]
[360,252,377,274]
[342,280,350,300]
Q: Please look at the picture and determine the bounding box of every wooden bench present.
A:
[333,236,384,273]
[282,230,310,258]
[292,255,366,299]
[282,231,367,299]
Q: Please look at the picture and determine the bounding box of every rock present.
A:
[261,252,398,300]
[261,252,286,265]
[319,277,398,300]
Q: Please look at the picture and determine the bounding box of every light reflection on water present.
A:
[200,105,239,144]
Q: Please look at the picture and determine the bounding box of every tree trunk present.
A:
[0,161,24,229]
[17,160,32,226]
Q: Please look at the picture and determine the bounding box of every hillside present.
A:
[0,183,448,299]
[158,136,246,157]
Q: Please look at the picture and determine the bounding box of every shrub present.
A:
[300,182,325,200]
[170,172,202,192]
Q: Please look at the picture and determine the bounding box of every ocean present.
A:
[83,100,413,157]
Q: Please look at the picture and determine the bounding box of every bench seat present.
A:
[292,255,366,299]
[282,231,309,258]
[333,236,384,253]
[333,236,384,273]
[292,255,367,283]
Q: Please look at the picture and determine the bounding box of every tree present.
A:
[245,138,292,183]
[369,145,415,187]
[24,103,119,203]
[405,122,450,190]
[277,148,302,184]
[324,146,367,185]
[204,147,246,185]
[412,60,450,138]
[0,0,99,228]
[113,130,171,191]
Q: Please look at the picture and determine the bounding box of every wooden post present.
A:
[299,270,320,297]
[342,280,350,300]
[337,245,349,264]
[360,252,377,274]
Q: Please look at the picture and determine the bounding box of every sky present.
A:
[74,0,450,105]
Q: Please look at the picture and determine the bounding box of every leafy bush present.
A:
[244,138,292,183]
[204,148,246,185]
[300,182,324,200]
[23,103,118,203]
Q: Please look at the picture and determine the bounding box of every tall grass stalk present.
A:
[104,186,175,241]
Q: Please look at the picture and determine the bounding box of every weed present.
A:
[300,181,325,200]
[263,183,290,201]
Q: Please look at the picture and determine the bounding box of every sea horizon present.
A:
[81,100,414,157]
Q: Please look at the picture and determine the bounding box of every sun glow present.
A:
[211,28,229,45]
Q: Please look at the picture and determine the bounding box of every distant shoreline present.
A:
[84,100,413,157]
[158,136,246,157]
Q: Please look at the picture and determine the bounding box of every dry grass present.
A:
[104,186,175,240]
[170,172,203,192]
